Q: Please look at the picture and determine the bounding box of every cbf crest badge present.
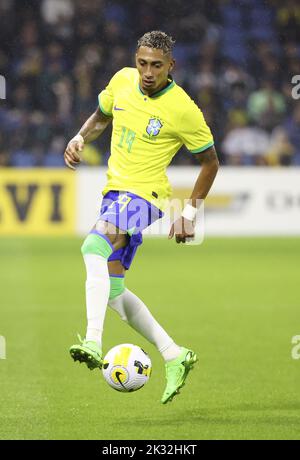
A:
[146,117,163,136]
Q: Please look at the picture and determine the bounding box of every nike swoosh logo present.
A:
[115,371,126,388]
[114,105,125,111]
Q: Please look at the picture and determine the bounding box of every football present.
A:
[102,344,152,392]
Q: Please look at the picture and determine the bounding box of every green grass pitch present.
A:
[0,236,299,440]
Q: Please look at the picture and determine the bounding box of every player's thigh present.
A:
[108,260,125,276]
[93,219,127,251]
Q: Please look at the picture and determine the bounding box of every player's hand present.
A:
[168,217,195,244]
[64,135,84,170]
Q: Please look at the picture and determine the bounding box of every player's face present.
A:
[136,46,175,95]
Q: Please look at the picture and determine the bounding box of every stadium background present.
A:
[0,0,299,440]
[1,0,300,167]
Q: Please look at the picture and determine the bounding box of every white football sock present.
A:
[160,342,182,362]
[109,288,181,361]
[83,253,110,348]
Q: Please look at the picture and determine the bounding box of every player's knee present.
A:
[81,232,113,259]
[109,275,125,301]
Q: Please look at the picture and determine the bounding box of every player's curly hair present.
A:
[137,31,175,55]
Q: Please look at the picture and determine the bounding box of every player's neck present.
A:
[142,77,172,97]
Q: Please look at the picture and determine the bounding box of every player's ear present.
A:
[169,58,175,72]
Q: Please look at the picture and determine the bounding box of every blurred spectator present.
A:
[247,79,286,130]
[222,112,270,166]
[265,127,294,166]
[41,0,74,25]
[276,0,300,43]
[220,60,254,112]
[43,136,67,167]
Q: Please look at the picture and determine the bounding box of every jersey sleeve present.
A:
[179,101,214,153]
[98,72,120,117]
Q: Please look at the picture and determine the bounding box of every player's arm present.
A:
[169,146,219,243]
[64,107,112,170]
[189,145,219,204]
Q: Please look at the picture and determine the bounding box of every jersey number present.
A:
[118,126,136,153]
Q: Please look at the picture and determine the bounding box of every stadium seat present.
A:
[10,150,37,167]
[220,6,243,26]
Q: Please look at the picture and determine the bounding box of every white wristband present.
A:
[71,134,84,144]
[182,204,197,221]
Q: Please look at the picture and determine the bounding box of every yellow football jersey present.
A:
[98,67,214,208]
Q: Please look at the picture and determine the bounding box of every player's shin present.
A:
[108,284,181,361]
[81,232,114,348]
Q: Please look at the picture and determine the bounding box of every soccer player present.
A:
[64,31,219,404]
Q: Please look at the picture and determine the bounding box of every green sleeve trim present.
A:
[98,94,112,117]
[190,141,214,154]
